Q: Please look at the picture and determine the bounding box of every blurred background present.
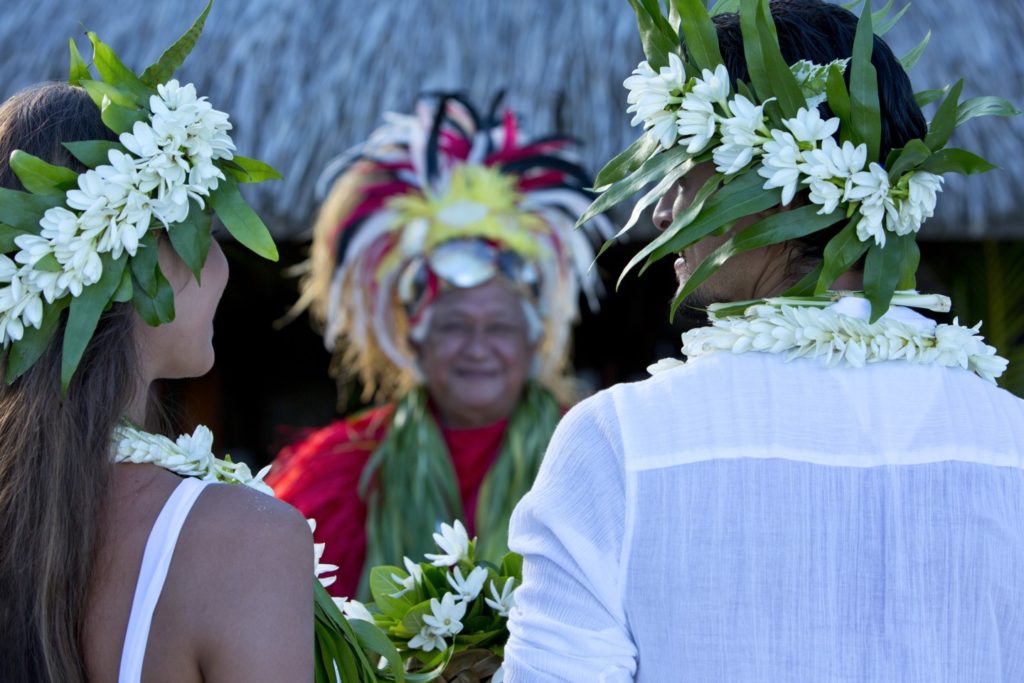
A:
[1,0,1021,467]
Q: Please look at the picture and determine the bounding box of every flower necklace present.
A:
[111,423,274,495]
[649,292,1009,384]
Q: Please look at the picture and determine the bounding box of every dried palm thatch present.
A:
[0,0,1020,240]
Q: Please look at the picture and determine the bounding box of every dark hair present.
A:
[713,0,928,262]
[0,82,141,682]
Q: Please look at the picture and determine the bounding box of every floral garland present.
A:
[649,293,1008,384]
[579,0,1019,324]
[0,11,280,390]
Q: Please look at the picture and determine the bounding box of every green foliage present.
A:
[68,38,91,85]
[900,31,931,72]
[314,581,405,682]
[863,234,908,322]
[578,145,691,228]
[626,0,679,69]
[5,298,69,384]
[131,267,176,326]
[62,140,125,168]
[61,253,128,390]
[671,204,843,317]
[849,0,882,161]
[168,201,213,283]
[955,96,1022,126]
[923,78,963,152]
[209,179,280,262]
[592,135,660,191]
[221,155,284,184]
[0,224,32,252]
[9,150,79,196]
[141,0,213,86]
[672,0,724,72]
[815,218,869,293]
[886,139,931,181]
[919,148,996,176]
[87,32,152,105]
[0,188,61,232]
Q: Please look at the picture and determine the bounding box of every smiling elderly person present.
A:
[268,94,609,599]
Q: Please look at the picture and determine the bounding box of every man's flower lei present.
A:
[580,0,1019,328]
[649,292,1008,384]
[0,8,280,390]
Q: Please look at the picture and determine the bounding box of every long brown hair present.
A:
[0,83,142,682]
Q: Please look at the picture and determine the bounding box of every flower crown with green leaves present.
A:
[0,1,280,390]
[579,0,1019,322]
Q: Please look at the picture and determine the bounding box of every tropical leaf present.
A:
[0,188,62,232]
[131,267,176,326]
[863,234,907,322]
[140,0,213,86]
[130,230,160,297]
[9,150,79,196]
[5,297,69,384]
[592,135,660,190]
[61,253,128,390]
[671,204,844,317]
[79,78,138,110]
[826,63,853,142]
[900,30,931,72]
[919,148,996,176]
[596,159,691,259]
[955,96,1022,127]
[99,101,148,136]
[167,200,212,283]
[924,79,963,151]
[68,38,90,85]
[209,179,279,261]
[709,0,740,15]
[63,140,124,168]
[914,86,947,108]
[754,0,805,117]
[849,0,882,161]
[897,235,919,290]
[0,224,32,252]
[626,0,678,69]
[875,2,910,35]
[578,145,691,227]
[220,155,284,184]
[673,0,724,72]
[886,138,931,180]
[815,218,869,293]
[87,32,152,105]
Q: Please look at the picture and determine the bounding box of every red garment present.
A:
[268,405,508,599]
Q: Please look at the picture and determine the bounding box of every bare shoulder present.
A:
[183,483,313,576]
[163,483,314,682]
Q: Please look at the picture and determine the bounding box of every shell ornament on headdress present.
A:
[301,93,613,401]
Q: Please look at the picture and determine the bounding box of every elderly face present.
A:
[652,162,792,308]
[415,280,536,428]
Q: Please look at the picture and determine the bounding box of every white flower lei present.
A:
[0,80,234,346]
[650,293,1009,384]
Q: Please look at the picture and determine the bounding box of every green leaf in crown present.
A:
[0,0,281,390]
[584,0,1020,324]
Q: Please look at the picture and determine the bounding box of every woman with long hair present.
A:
[0,43,312,683]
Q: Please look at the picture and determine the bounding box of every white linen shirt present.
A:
[504,320,1024,681]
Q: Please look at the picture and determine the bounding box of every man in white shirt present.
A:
[503,0,1024,680]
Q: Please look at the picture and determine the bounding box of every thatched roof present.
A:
[1,0,1021,240]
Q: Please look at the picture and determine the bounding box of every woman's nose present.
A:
[652,185,678,231]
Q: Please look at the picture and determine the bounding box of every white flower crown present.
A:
[0,10,280,389]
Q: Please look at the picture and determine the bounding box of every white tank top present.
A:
[118,477,211,683]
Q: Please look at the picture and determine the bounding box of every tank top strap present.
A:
[118,476,212,683]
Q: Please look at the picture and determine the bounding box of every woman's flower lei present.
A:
[0,5,280,390]
[579,0,1019,324]
[650,292,1008,383]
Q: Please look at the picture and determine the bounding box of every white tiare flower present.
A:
[0,255,18,282]
[408,625,448,653]
[676,92,718,154]
[176,425,215,470]
[624,54,688,149]
[424,520,471,567]
[799,137,867,182]
[389,556,424,598]
[332,597,374,623]
[884,171,944,237]
[691,64,731,107]
[422,592,467,638]
[714,95,771,174]
[805,177,844,215]
[308,519,339,589]
[484,577,517,617]
[446,565,488,602]
[13,234,55,268]
[847,162,893,245]
[783,107,839,145]
[758,130,804,205]
[53,236,103,297]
